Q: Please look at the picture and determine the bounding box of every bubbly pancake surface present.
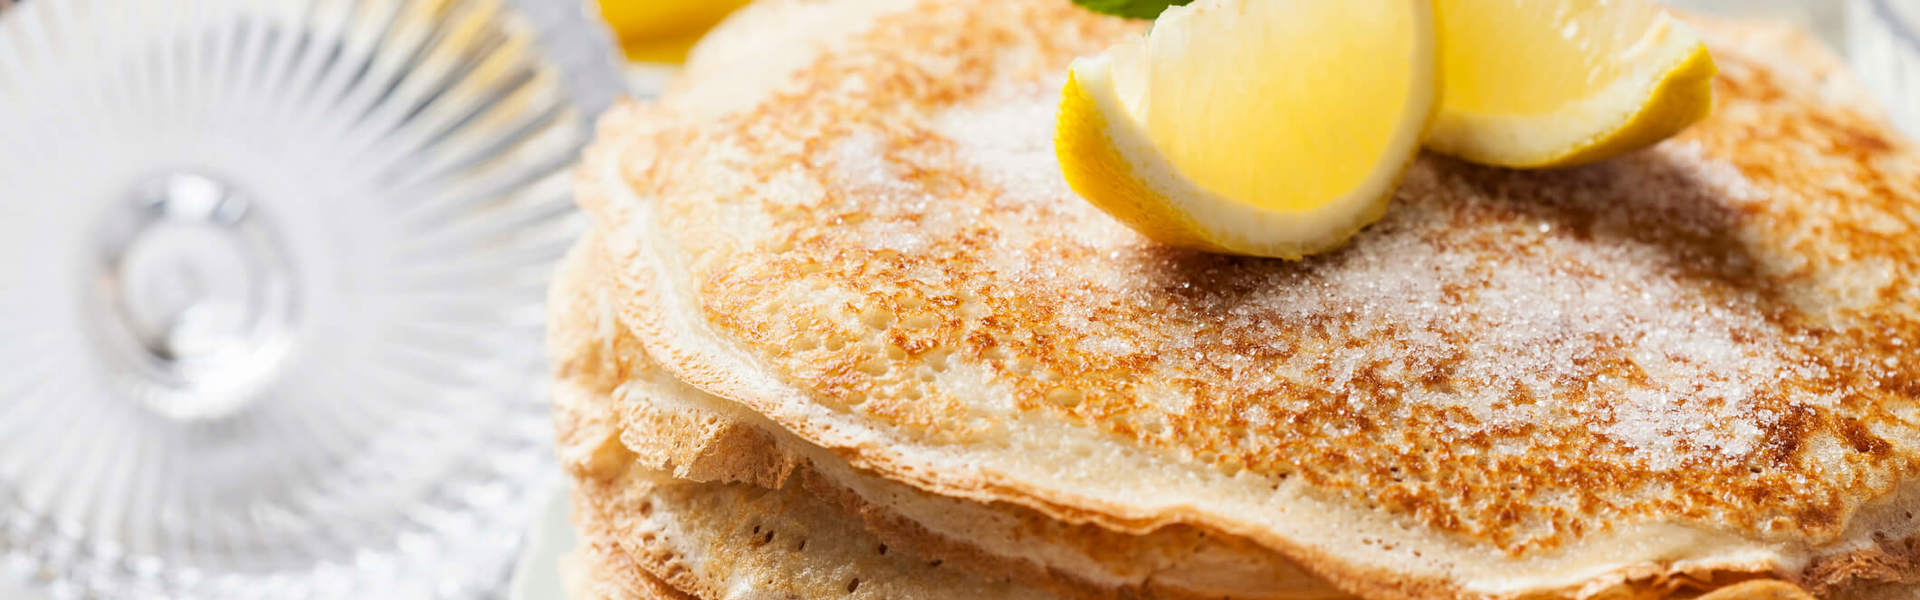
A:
[581,0,1920,595]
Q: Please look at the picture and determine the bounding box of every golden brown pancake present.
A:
[569,0,1920,596]
[553,240,1070,600]
[553,234,1851,600]
[552,233,1357,599]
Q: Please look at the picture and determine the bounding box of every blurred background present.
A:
[0,0,1913,598]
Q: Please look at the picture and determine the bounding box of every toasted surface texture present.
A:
[578,0,1920,597]
[555,217,1854,600]
[553,233,1354,599]
[555,240,1065,600]
[553,233,1864,600]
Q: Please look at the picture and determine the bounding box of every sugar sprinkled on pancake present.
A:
[576,0,1920,596]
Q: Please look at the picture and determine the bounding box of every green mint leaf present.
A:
[1071,0,1191,20]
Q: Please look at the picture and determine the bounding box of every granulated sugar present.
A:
[649,5,1920,548]
[934,83,1074,203]
[931,88,1802,472]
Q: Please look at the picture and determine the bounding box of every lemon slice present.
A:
[1056,0,1437,259]
[598,0,749,63]
[1429,0,1716,168]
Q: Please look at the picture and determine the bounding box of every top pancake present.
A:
[578,0,1920,596]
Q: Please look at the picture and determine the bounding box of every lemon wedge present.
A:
[1056,0,1437,259]
[1430,0,1716,168]
[598,0,749,63]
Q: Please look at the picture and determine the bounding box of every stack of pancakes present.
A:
[549,1,1920,598]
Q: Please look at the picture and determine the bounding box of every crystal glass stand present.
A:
[0,0,599,596]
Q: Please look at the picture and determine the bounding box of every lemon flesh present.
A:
[598,0,749,63]
[1057,0,1436,258]
[1431,0,1716,168]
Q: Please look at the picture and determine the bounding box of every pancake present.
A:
[564,528,693,600]
[575,0,1920,596]
[551,236,1806,599]
[552,233,1356,599]
[553,241,1063,600]
[567,464,1063,600]
[552,225,1829,600]
[552,234,1827,600]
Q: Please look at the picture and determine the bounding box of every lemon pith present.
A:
[1429,0,1717,168]
[1055,0,1437,259]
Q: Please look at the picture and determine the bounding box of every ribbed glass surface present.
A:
[0,0,599,596]
[1850,0,1920,139]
